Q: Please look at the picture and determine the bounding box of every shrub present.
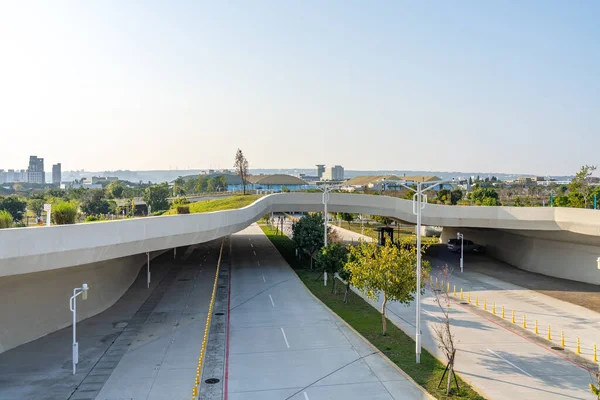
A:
[176,205,190,214]
[52,201,78,225]
[172,197,189,206]
[0,210,13,229]
[85,215,99,222]
[150,210,166,216]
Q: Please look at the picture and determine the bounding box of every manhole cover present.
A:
[460,302,469,305]
[205,378,220,384]
[113,321,128,329]
[551,346,564,351]
[214,312,224,316]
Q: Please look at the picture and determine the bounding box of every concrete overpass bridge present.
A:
[1,193,600,353]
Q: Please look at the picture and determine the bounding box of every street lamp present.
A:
[457,232,464,273]
[319,184,342,286]
[69,283,89,375]
[390,179,448,364]
[597,257,600,270]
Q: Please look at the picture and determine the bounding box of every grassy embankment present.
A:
[259,223,485,400]
[334,221,440,245]
[163,194,262,215]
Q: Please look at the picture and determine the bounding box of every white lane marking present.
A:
[487,349,533,377]
[257,261,260,267]
[303,392,310,400]
[253,251,256,256]
[424,310,441,321]
[251,243,253,248]
[280,327,290,348]
[262,274,266,283]
[269,294,275,307]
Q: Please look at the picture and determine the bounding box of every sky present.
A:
[0,1,598,175]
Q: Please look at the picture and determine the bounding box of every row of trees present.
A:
[172,175,227,197]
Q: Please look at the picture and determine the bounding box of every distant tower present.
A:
[27,155,45,184]
[52,163,62,184]
[316,164,325,180]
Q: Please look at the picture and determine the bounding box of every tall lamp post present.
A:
[319,184,341,286]
[69,283,89,374]
[457,232,464,273]
[391,179,448,364]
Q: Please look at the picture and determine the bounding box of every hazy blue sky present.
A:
[1,1,598,175]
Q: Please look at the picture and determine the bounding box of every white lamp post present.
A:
[457,232,464,273]
[319,184,342,286]
[69,283,89,374]
[597,257,600,270]
[146,251,151,288]
[390,179,448,364]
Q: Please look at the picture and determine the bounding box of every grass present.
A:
[342,221,440,245]
[163,194,262,215]
[260,224,485,400]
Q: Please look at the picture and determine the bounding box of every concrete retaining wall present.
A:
[0,251,163,354]
[441,227,600,285]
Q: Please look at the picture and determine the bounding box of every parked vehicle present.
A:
[447,238,484,253]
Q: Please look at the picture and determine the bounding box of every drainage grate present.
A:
[178,278,191,282]
[460,302,469,305]
[551,346,564,351]
[205,378,220,384]
[214,312,224,316]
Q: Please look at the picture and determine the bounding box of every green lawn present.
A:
[342,221,440,245]
[260,224,485,400]
[163,194,262,215]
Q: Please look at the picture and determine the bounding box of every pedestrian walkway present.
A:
[227,224,430,400]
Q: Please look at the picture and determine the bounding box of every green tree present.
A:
[568,165,597,208]
[291,213,326,268]
[27,198,45,218]
[345,238,430,335]
[469,187,500,206]
[336,212,356,228]
[436,189,451,204]
[316,243,348,293]
[81,189,115,215]
[52,201,78,225]
[184,177,198,194]
[234,149,249,194]
[206,177,217,192]
[195,175,208,193]
[371,215,392,225]
[450,189,463,205]
[173,176,185,196]
[143,183,170,212]
[215,175,227,191]
[0,210,13,229]
[0,195,27,221]
[554,195,570,207]
[106,181,124,199]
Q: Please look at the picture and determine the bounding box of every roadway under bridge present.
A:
[1,193,599,353]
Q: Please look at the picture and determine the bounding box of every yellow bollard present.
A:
[493,302,496,315]
[577,337,581,354]
[476,295,479,307]
[561,331,565,347]
[512,310,515,323]
[548,325,551,341]
[594,344,597,362]
[468,292,471,303]
[436,277,438,289]
[522,314,527,329]
[195,375,200,385]
[502,305,505,319]
[447,282,450,293]
[192,385,198,396]
[484,298,487,311]
[453,285,456,296]
[535,320,538,334]
[460,288,463,300]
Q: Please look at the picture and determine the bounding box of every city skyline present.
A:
[1,2,599,175]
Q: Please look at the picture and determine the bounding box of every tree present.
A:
[371,215,392,225]
[590,369,600,399]
[195,175,208,193]
[345,238,430,335]
[568,165,597,208]
[469,187,500,206]
[429,265,458,395]
[316,243,348,293]
[206,177,217,192]
[173,177,185,196]
[291,213,326,268]
[106,181,124,199]
[184,177,198,194]
[215,175,227,191]
[555,195,569,207]
[81,189,115,215]
[52,201,78,225]
[436,189,451,204]
[234,149,249,194]
[468,177,473,186]
[27,198,45,218]
[0,210,13,229]
[0,195,27,221]
[143,183,170,212]
[337,212,356,228]
[450,189,463,205]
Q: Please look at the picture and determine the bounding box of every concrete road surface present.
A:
[227,224,431,400]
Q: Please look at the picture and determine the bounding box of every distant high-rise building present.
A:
[27,155,45,184]
[322,165,344,181]
[316,164,325,180]
[52,163,62,184]
[0,169,5,184]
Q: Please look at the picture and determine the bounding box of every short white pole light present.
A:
[70,283,90,375]
[597,257,600,270]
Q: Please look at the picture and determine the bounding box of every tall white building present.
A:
[322,165,344,181]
